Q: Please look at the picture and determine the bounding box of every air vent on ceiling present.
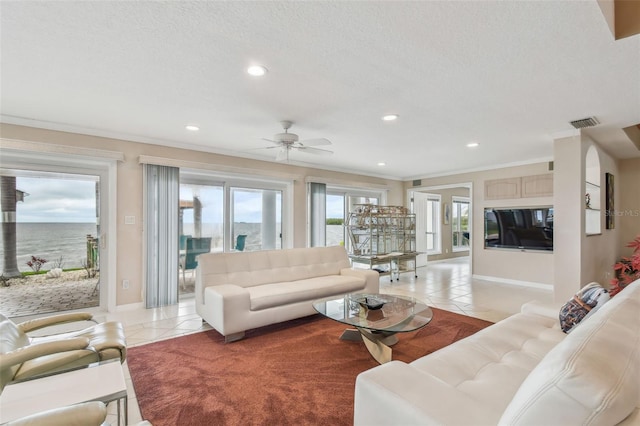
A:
[570,117,599,129]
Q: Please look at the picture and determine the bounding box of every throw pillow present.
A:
[558,282,609,333]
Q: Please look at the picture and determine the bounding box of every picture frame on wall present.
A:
[606,172,615,229]
[443,203,450,225]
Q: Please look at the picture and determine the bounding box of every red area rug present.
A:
[127,309,492,425]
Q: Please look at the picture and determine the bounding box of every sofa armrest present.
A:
[6,401,107,426]
[354,361,496,425]
[340,267,380,293]
[203,285,251,335]
[0,337,91,370]
[18,313,95,334]
[520,300,562,320]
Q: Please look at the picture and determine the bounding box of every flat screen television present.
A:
[484,206,553,251]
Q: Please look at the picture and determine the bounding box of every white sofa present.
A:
[354,279,640,426]
[195,246,379,342]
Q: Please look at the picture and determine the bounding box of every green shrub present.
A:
[326,218,343,225]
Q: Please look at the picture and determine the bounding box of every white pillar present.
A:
[553,134,584,302]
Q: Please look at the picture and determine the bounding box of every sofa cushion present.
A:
[248,275,365,311]
[499,279,640,425]
[407,310,565,423]
[197,246,351,291]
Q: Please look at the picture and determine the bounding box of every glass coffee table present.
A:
[313,293,433,364]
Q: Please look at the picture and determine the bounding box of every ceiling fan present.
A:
[259,121,333,162]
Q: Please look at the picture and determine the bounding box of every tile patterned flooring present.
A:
[17,257,556,424]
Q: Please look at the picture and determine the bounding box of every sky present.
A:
[8,176,350,223]
[12,176,98,223]
[180,185,283,224]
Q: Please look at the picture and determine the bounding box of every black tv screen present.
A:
[484,207,553,251]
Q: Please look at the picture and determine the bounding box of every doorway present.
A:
[408,183,473,271]
[0,170,101,317]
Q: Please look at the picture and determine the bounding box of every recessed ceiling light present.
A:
[247,65,268,76]
[382,114,399,121]
[185,125,200,131]
[466,142,479,148]
[378,162,386,166]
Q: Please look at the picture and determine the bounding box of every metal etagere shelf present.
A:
[346,204,418,281]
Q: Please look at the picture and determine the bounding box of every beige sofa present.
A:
[195,246,379,342]
[354,278,640,425]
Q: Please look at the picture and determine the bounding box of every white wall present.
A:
[0,123,404,307]
[411,186,471,262]
[618,158,640,256]
[553,135,584,300]
[553,132,620,302]
[405,162,554,286]
[581,134,619,292]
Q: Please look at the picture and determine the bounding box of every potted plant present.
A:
[610,235,640,296]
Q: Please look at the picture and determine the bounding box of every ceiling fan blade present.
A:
[275,147,289,162]
[295,146,333,156]
[262,138,282,146]
[245,145,281,152]
[298,138,332,147]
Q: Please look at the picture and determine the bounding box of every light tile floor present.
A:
[18,257,557,425]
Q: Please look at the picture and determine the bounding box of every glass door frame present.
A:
[180,169,293,251]
[325,186,385,252]
[0,148,117,313]
[451,196,470,252]
[229,186,283,251]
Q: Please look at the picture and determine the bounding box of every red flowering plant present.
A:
[610,235,640,297]
[26,255,48,273]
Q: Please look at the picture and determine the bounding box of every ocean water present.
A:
[0,223,98,272]
[181,223,344,250]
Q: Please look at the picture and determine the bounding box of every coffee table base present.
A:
[340,328,399,364]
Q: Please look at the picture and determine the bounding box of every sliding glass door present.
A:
[0,168,105,316]
[179,183,224,253]
[326,193,345,247]
[319,189,380,249]
[231,188,282,251]
[178,173,287,296]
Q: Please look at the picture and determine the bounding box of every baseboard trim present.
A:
[115,302,145,312]
[472,274,553,291]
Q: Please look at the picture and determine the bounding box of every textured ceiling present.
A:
[1,1,639,179]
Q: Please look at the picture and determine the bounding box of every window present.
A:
[0,145,117,314]
[326,191,379,250]
[452,197,470,251]
[308,184,382,249]
[326,193,345,247]
[411,192,440,256]
[0,171,101,315]
[180,171,288,253]
[425,195,441,254]
[231,187,282,251]
[180,183,224,252]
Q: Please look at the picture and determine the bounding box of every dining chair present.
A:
[180,237,212,287]
[235,234,247,252]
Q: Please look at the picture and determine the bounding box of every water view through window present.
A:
[0,171,101,317]
[0,173,99,272]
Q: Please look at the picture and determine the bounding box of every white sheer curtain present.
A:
[144,164,179,308]
[308,182,326,247]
